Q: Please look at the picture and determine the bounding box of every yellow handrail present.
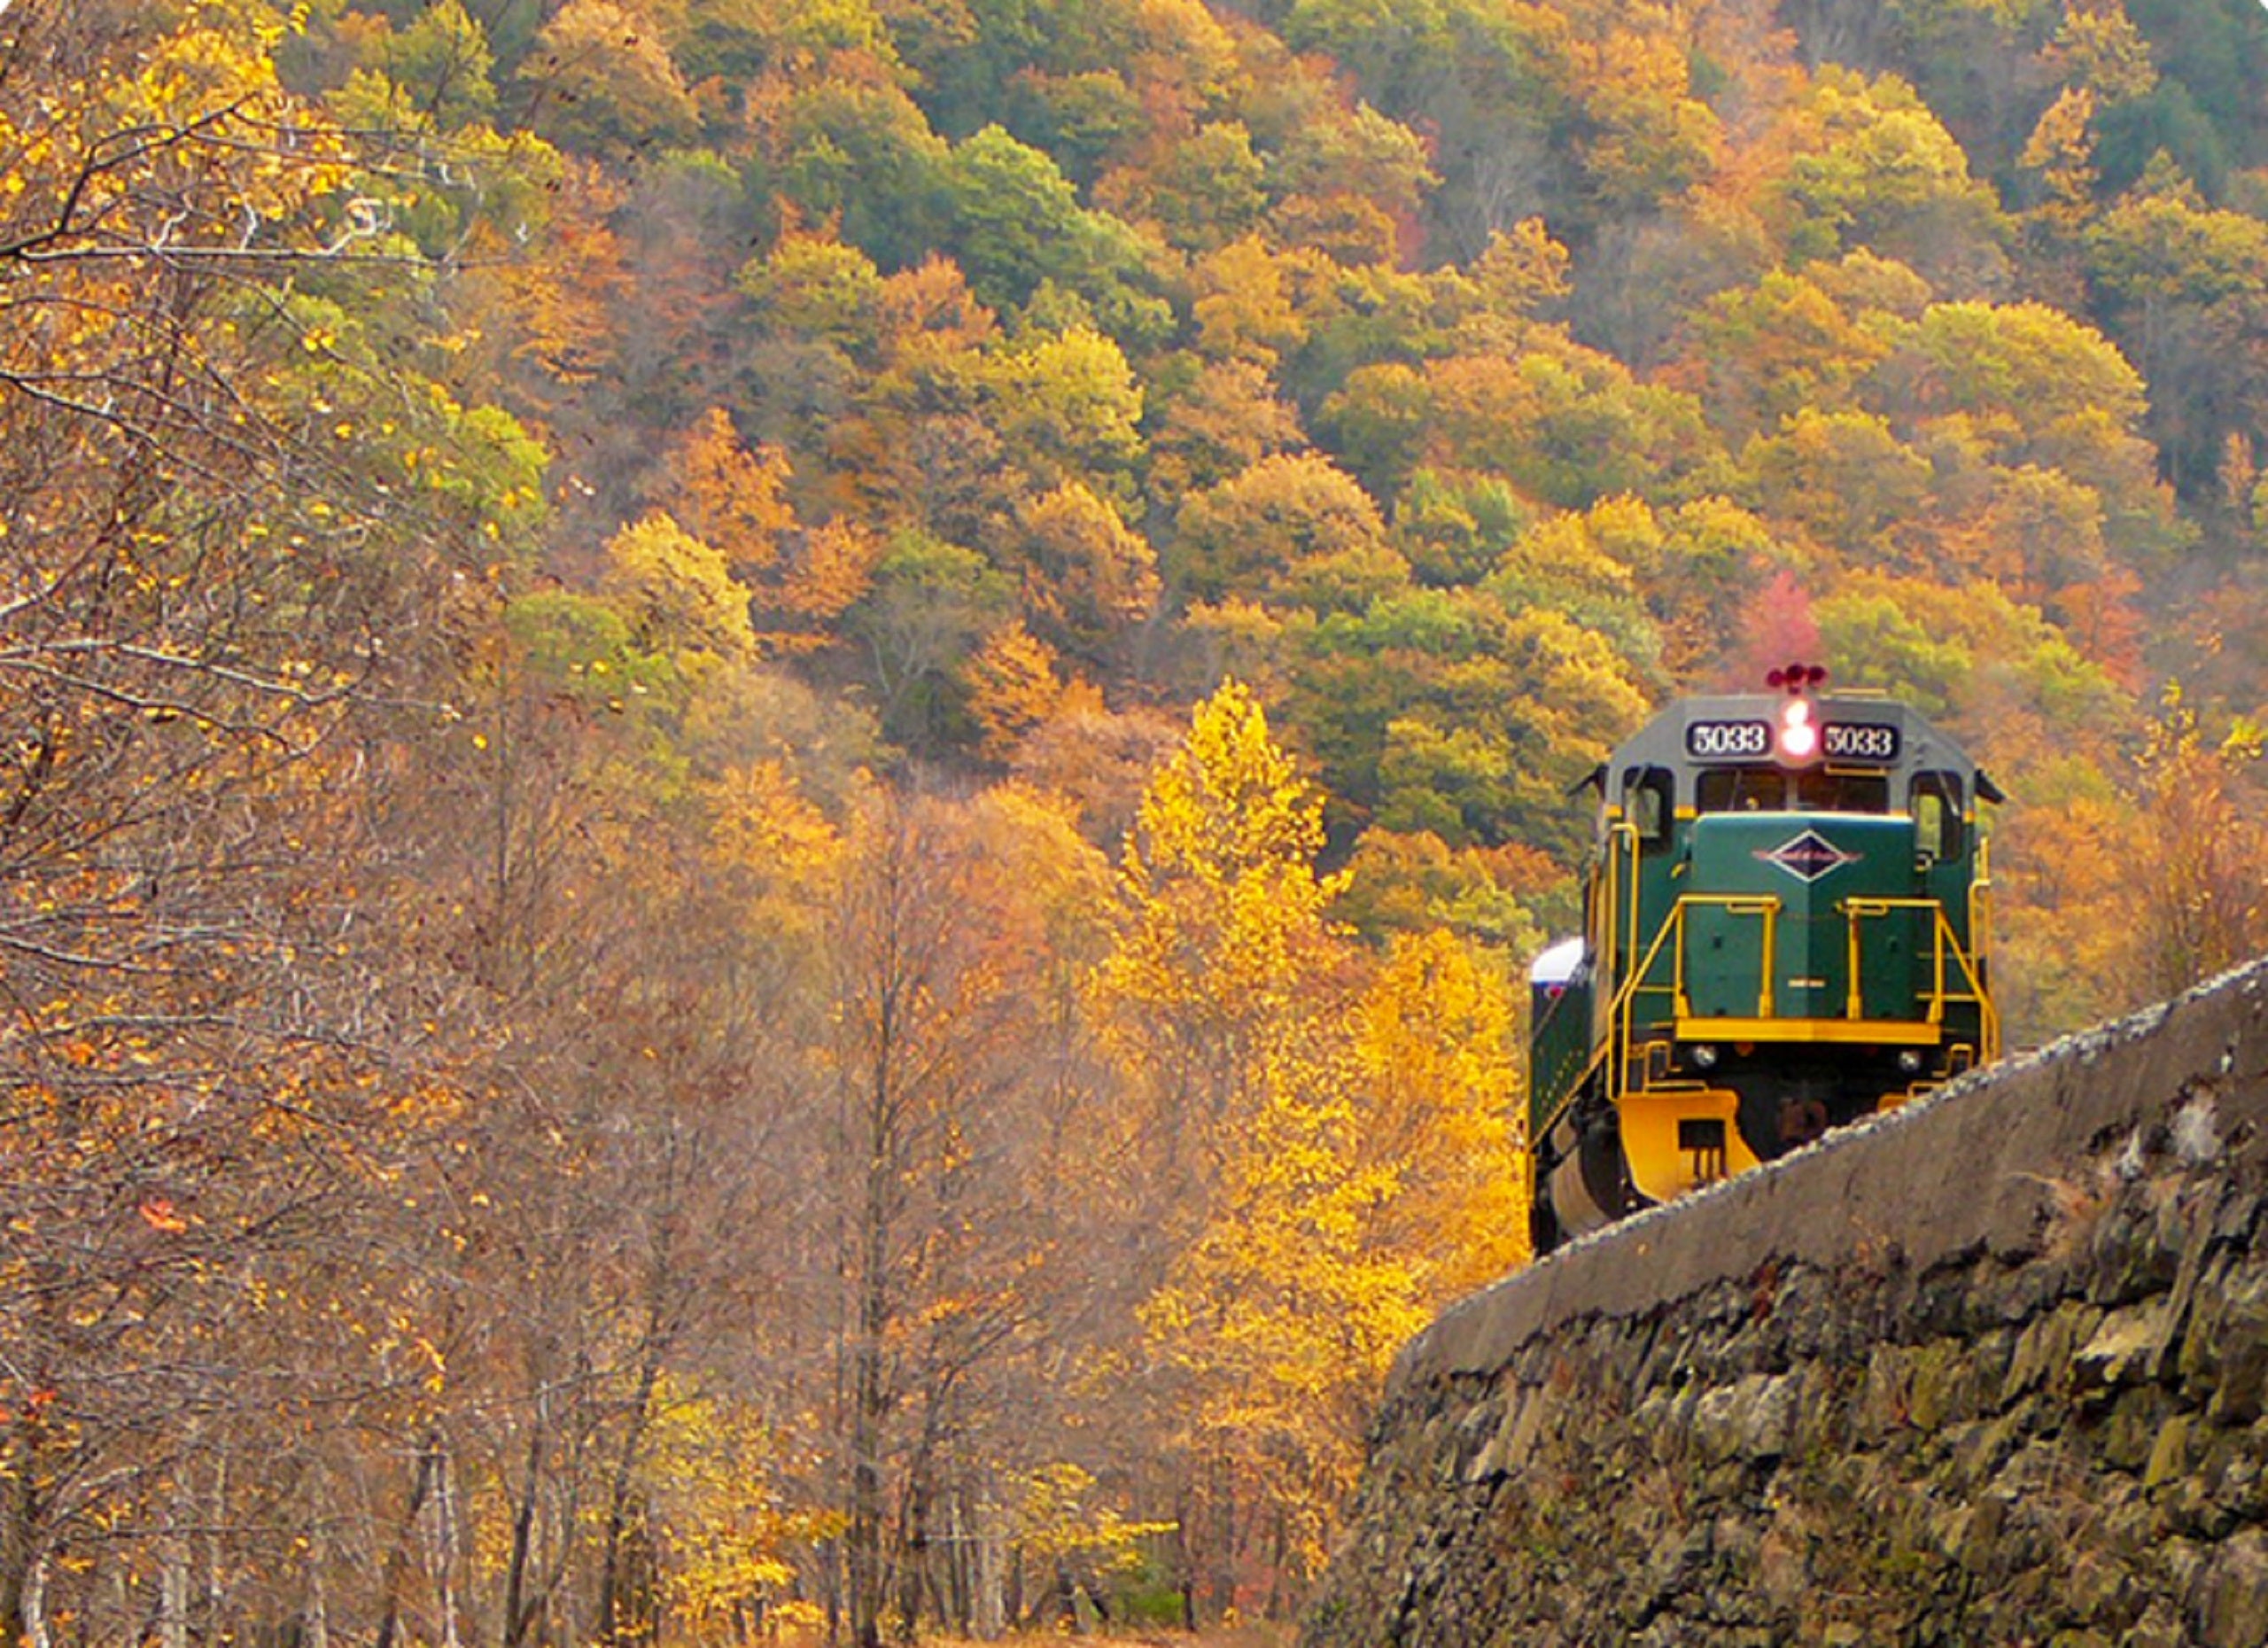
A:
[1623,823,1643,1005]
[1536,871,2000,1146]
[1606,894,1778,1108]
[1971,836,1993,990]
[1841,898,2000,1062]
[1588,822,1641,1056]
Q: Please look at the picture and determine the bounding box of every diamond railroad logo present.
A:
[1755,829,1860,883]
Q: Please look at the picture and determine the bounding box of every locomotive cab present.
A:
[1529,671,2000,1252]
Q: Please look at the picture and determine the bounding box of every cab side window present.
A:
[1912,772,1965,860]
[1623,766,1673,846]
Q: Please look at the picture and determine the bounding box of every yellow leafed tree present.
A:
[639,1375,827,1633]
[669,408,798,579]
[1088,678,1348,1132]
[2127,686,2268,999]
[1139,1046,1426,1603]
[963,622,1068,763]
[601,510,758,663]
[1094,680,1532,1621]
[1352,929,1531,1293]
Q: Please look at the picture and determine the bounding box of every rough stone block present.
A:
[2190,1528,2268,1647]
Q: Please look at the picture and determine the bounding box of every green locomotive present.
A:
[1527,667,2001,1252]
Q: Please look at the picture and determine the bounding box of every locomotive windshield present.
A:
[1695,768,1889,813]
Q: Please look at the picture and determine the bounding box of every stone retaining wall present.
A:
[1303,960,2268,1647]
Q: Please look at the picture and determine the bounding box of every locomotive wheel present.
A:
[1578,1102,1639,1221]
[1528,1186,1562,1257]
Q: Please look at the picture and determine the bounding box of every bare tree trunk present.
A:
[891,1407,943,1644]
[1179,1487,1197,1641]
[430,1442,464,1648]
[501,1419,546,1648]
[1172,1484,1198,1633]
[819,1536,843,1648]
[1265,1507,1288,1621]
[103,1558,131,1648]
[597,1356,666,1648]
[19,1552,48,1648]
[375,1432,442,1648]
[1208,1454,1235,1627]
[845,912,901,1648]
[847,1174,889,1648]
[944,1490,971,1639]
[601,1146,683,1648]
[160,1525,190,1648]
[206,1461,229,1640]
[970,1489,1005,1642]
[305,1519,330,1648]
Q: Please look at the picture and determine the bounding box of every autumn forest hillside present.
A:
[4,1,2267,1644]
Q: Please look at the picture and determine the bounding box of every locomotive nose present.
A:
[1681,813,1923,1026]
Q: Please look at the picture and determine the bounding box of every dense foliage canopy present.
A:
[4,0,2266,1642]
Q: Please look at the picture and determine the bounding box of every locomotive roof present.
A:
[1605,691,2000,799]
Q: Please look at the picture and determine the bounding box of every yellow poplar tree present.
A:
[699,758,845,951]
[1096,680,1510,1618]
[1138,1045,1426,1598]
[2128,686,2268,998]
[669,408,797,579]
[963,622,1068,763]
[1088,678,1349,1143]
[1352,929,1531,1294]
[638,1375,823,1636]
[2021,87,2100,230]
